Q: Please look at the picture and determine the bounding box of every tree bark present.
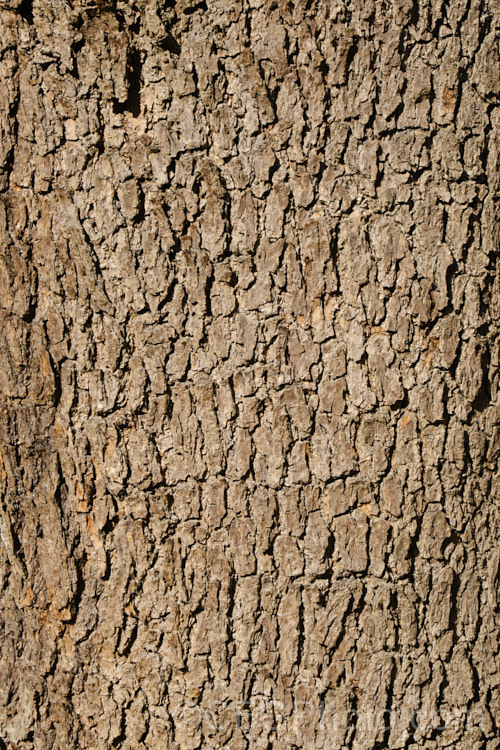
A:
[0,0,499,748]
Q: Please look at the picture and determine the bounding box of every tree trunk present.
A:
[0,0,499,748]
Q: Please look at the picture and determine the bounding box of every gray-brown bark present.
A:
[0,0,499,748]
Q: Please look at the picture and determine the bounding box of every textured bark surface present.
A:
[0,0,499,748]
